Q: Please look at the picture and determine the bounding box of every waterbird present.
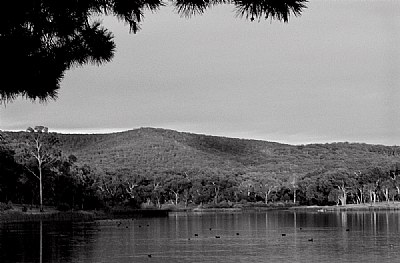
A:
[346,229,350,231]
[282,234,286,236]
[236,233,240,235]
[308,238,314,242]
[148,254,152,258]
[194,234,198,236]
[215,236,221,238]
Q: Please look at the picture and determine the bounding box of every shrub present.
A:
[57,203,71,211]
[0,202,13,211]
[203,201,233,209]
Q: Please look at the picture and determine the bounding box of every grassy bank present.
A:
[3,202,400,222]
[168,201,400,213]
[0,210,95,223]
[291,202,400,212]
[0,205,170,223]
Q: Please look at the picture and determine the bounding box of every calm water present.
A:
[1,210,400,262]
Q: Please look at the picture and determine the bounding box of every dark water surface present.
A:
[1,210,400,262]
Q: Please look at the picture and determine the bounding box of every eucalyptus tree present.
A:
[1,0,307,102]
[163,173,192,205]
[362,167,386,204]
[389,163,400,199]
[289,174,299,204]
[326,169,356,206]
[17,126,61,211]
[251,173,281,204]
[239,177,257,199]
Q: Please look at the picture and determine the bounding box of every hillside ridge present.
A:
[5,127,400,177]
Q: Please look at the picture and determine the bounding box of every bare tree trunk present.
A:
[338,185,347,206]
[293,189,297,204]
[174,192,179,205]
[339,194,346,206]
[372,191,377,204]
[264,189,272,204]
[169,190,179,205]
[213,185,220,204]
[358,188,364,204]
[355,194,360,204]
[39,163,43,212]
[383,188,389,202]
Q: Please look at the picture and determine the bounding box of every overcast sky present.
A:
[1,0,399,146]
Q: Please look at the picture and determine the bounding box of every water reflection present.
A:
[1,211,400,262]
[40,221,42,263]
[0,221,98,263]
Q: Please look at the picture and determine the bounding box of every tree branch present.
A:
[25,166,40,180]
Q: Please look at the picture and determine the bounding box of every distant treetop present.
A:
[1,0,307,102]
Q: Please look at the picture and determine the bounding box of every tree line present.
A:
[1,128,400,211]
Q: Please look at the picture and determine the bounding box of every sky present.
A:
[1,0,399,146]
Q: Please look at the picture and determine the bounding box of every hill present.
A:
[22,127,400,177]
[3,127,400,207]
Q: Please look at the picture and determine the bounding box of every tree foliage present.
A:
[0,0,307,102]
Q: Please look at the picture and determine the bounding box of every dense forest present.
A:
[1,127,400,211]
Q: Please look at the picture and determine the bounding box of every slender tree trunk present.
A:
[264,189,272,204]
[383,188,389,202]
[39,163,43,212]
[214,186,220,204]
[174,192,179,205]
[293,189,297,204]
[358,188,364,204]
[371,191,377,204]
[355,194,360,204]
[338,186,346,206]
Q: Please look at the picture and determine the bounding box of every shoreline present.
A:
[290,202,400,212]
[0,208,170,223]
[3,202,400,222]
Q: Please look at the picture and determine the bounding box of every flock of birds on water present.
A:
[107,218,353,259]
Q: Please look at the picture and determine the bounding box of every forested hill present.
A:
[3,127,400,207]
[36,128,400,177]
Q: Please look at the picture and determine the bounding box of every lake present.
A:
[1,210,400,262]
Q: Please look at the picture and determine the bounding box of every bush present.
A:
[57,203,71,211]
[127,198,141,209]
[161,203,177,210]
[0,202,13,211]
[22,206,28,212]
[203,201,233,209]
